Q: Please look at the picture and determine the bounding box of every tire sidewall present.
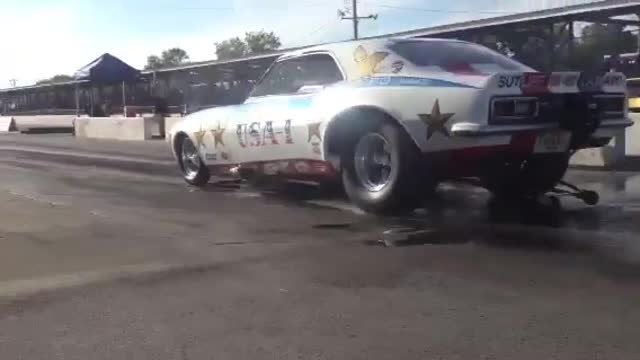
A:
[486,153,569,197]
[342,122,426,214]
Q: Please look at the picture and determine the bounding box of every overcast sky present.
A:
[0,0,597,87]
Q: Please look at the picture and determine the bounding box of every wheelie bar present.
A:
[550,180,600,206]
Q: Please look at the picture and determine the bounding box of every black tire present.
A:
[341,121,434,215]
[486,153,570,198]
[178,136,210,186]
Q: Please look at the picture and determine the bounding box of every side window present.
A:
[251,54,343,97]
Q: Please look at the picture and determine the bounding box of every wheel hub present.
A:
[181,139,200,178]
[354,133,393,192]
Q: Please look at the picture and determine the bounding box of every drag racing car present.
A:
[168,38,633,214]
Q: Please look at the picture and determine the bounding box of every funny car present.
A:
[168,37,633,214]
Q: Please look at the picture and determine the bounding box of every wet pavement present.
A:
[1,142,640,359]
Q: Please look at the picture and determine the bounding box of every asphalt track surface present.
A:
[1,134,640,359]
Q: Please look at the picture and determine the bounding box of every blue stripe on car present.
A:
[288,97,314,108]
[354,76,478,89]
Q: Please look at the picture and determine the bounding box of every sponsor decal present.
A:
[548,74,562,87]
[391,60,404,74]
[497,74,524,89]
[210,160,335,178]
[356,76,477,89]
[578,73,603,92]
[418,99,454,141]
[236,119,294,147]
[294,161,311,173]
[549,73,579,88]
[205,153,217,161]
[576,73,623,91]
[523,73,548,93]
[263,162,279,175]
[367,76,391,86]
[563,74,579,87]
[354,45,389,78]
[278,161,291,172]
[603,74,624,87]
[397,77,423,85]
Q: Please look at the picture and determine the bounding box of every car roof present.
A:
[275,37,470,81]
[279,37,464,60]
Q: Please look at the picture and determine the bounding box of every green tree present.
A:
[36,74,74,85]
[215,37,249,60]
[145,48,190,70]
[245,30,281,54]
[161,48,189,66]
[570,23,637,71]
[145,55,163,70]
[215,30,281,60]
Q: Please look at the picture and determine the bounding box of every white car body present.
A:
[169,37,632,184]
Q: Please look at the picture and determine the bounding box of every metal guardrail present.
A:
[1,108,80,116]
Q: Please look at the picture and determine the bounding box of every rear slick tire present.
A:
[485,153,570,198]
[341,121,432,215]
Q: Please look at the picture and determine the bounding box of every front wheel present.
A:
[341,121,434,215]
[179,136,210,186]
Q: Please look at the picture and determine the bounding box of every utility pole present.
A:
[338,0,377,40]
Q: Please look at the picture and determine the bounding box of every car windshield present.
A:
[389,40,533,73]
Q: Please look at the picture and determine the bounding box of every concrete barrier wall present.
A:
[570,138,622,168]
[74,117,155,141]
[0,116,16,132]
[626,113,640,157]
[145,115,165,138]
[570,114,639,168]
[12,115,75,132]
[164,116,183,139]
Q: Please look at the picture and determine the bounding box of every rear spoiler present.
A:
[487,72,627,95]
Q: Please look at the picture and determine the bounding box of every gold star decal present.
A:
[210,122,225,148]
[354,45,389,78]
[193,128,207,148]
[307,122,322,143]
[419,100,454,140]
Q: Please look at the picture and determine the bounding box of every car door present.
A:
[232,52,344,164]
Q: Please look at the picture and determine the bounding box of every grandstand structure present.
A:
[1,0,640,116]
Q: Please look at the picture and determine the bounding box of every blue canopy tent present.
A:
[73,53,140,116]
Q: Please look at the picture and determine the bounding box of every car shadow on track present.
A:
[199,178,638,248]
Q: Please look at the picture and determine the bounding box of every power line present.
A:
[292,17,341,46]
[165,2,329,11]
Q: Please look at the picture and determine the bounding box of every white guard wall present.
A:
[74,116,164,141]
[12,115,75,132]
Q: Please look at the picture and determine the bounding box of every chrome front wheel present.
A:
[179,136,210,186]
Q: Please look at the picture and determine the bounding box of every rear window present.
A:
[389,40,532,73]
